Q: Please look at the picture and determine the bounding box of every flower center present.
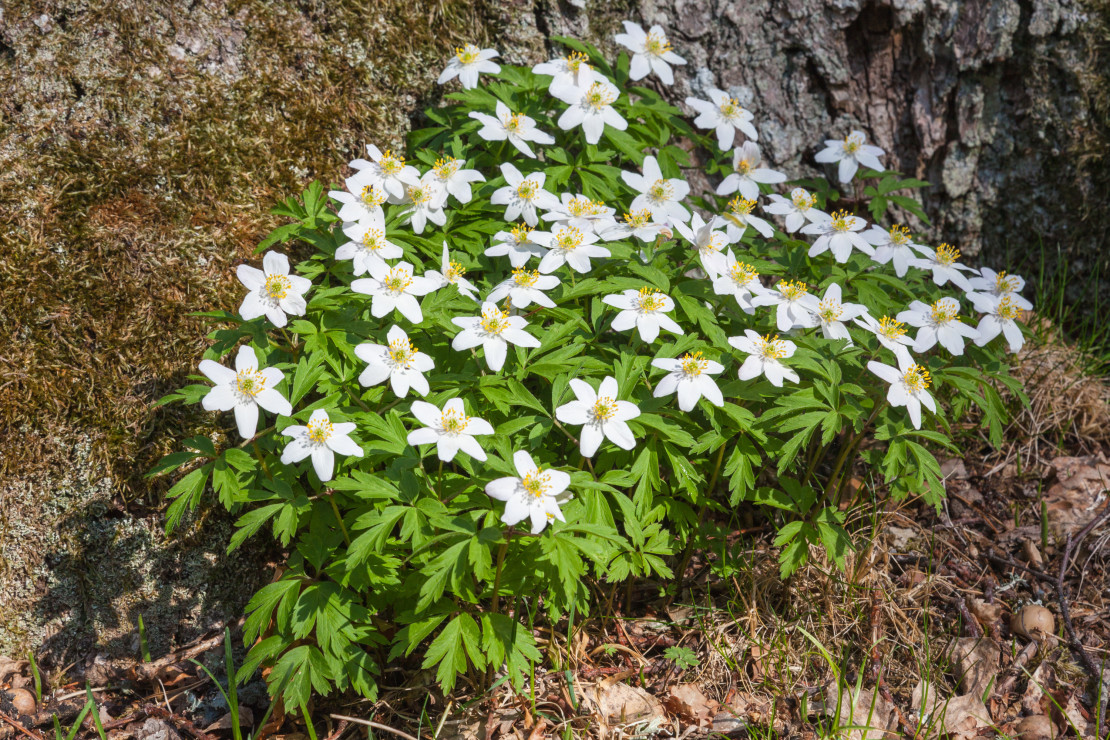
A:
[637,287,667,312]
[235,369,267,397]
[758,334,788,360]
[522,469,550,498]
[361,228,385,252]
[502,112,524,134]
[719,97,744,121]
[929,299,958,325]
[360,185,387,208]
[878,316,906,339]
[728,196,755,217]
[994,271,1019,294]
[408,184,432,206]
[565,51,589,73]
[829,209,854,232]
[307,418,333,444]
[509,224,533,243]
[584,82,615,111]
[379,149,404,176]
[388,337,417,367]
[680,351,707,377]
[736,159,752,176]
[383,267,413,294]
[644,31,672,57]
[516,180,538,201]
[703,232,728,254]
[440,409,469,434]
[512,268,541,287]
[554,226,584,251]
[843,132,865,154]
[818,299,843,323]
[997,295,1021,321]
[479,306,511,335]
[935,243,960,266]
[729,262,758,287]
[591,397,617,422]
[455,44,481,64]
[264,274,291,300]
[624,209,652,227]
[791,188,816,210]
[889,225,910,246]
[567,197,592,217]
[902,364,931,393]
[648,179,673,203]
[433,157,459,179]
[778,279,809,301]
[445,261,466,283]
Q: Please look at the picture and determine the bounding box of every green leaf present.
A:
[422,613,483,694]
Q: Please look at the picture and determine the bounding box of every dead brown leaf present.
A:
[947,637,1000,697]
[662,683,717,726]
[578,680,666,732]
[823,685,896,740]
[934,693,992,739]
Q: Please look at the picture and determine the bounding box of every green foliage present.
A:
[154,36,1028,707]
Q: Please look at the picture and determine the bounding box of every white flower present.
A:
[437,44,500,89]
[426,156,485,205]
[485,450,572,534]
[469,101,555,158]
[542,193,617,235]
[751,279,819,333]
[407,398,494,462]
[603,287,684,343]
[673,213,729,273]
[336,217,405,276]
[354,325,435,398]
[401,177,447,235]
[555,376,641,457]
[685,89,758,150]
[490,163,560,226]
[864,224,928,277]
[237,252,311,328]
[537,225,611,274]
[425,243,478,300]
[911,243,977,292]
[351,261,437,324]
[348,145,420,202]
[598,209,671,243]
[815,130,886,183]
[867,357,936,430]
[329,182,388,224]
[764,188,830,234]
[280,409,362,482]
[613,21,686,85]
[716,142,786,201]
[856,314,915,367]
[532,51,605,98]
[806,283,867,342]
[729,330,799,387]
[486,224,550,267]
[487,267,560,308]
[451,302,541,371]
[967,267,1033,311]
[720,196,775,240]
[553,79,628,145]
[652,351,724,411]
[622,155,690,223]
[708,250,763,313]
[898,297,979,356]
[200,345,292,440]
[971,294,1025,353]
[801,210,874,263]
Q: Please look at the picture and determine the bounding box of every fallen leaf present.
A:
[934,693,991,739]
[967,598,1002,632]
[578,680,666,729]
[910,680,946,726]
[0,657,29,685]
[947,637,999,697]
[204,706,255,733]
[662,683,717,726]
[1044,455,1110,536]
[710,710,748,737]
[1021,662,1054,715]
[1052,692,1094,738]
[823,685,895,740]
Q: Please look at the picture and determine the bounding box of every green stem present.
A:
[327,490,351,547]
[669,442,727,606]
[826,401,887,501]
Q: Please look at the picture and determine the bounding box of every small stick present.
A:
[0,713,45,740]
[1056,500,1110,683]
[328,714,419,740]
[995,640,1038,698]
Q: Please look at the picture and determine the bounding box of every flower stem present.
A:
[327,490,351,547]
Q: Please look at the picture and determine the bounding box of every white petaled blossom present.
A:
[685,88,758,150]
[802,210,874,263]
[537,225,610,274]
[806,283,867,342]
[451,302,541,372]
[971,294,1025,353]
[764,188,830,234]
[437,43,500,89]
[542,193,617,235]
[622,155,690,223]
[351,261,437,324]
[720,196,775,241]
[651,351,725,412]
[280,409,362,482]
[898,297,979,356]
[856,314,915,367]
[532,51,605,98]
[354,325,435,398]
[603,287,684,343]
[426,243,479,300]
[469,101,555,158]
[729,330,799,387]
[330,181,387,224]
[613,21,686,85]
[911,243,977,292]
[716,142,786,201]
[555,377,641,457]
[751,280,819,333]
[336,217,404,276]
[486,224,550,267]
[673,213,729,273]
[864,224,928,277]
[200,345,292,440]
[237,252,311,328]
[967,267,1033,311]
[427,156,485,205]
[485,451,572,535]
[867,357,936,430]
[553,79,628,145]
[487,267,560,308]
[815,130,886,183]
[708,250,763,314]
[348,145,420,202]
[599,209,671,243]
[401,176,447,235]
[407,398,493,462]
[490,163,561,226]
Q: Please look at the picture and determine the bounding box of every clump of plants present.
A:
[154,25,1030,707]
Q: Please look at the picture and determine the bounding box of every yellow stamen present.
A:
[680,351,708,377]
[554,226,584,251]
[935,243,961,266]
[433,157,459,179]
[888,225,911,245]
[829,209,854,232]
[758,334,788,360]
[644,31,673,56]
[997,295,1021,321]
[648,179,674,203]
[479,306,511,334]
[509,224,533,242]
[516,180,538,200]
[994,271,1019,294]
[728,197,756,216]
[778,279,809,300]
[584,82,616,110]
[843,132,865,154]
[307,418,334,444]
[637,287,667,312]
[440,409,469,434]
[264,274,291,300]
[565,51,589,73]
[902,364,931,393]
[791,189,816,210]
[235,369,266,396]
[408,184,432,205]
[878,316,906,338]
[929,299,958,325]
[445,261,466,283]
[360,185,387,208]
[512,268,540,287]
[729,261,759,286]
[719,97,744,120]
[818,299,842,323]
[591,397,616,422]
[361,228,385,252]
[454,44,481,64]
[388,337,417,367]
[502,111,525,133]
[522,469,550,498]
[383,266,413,294]
[378,149,404,175]
[623,209,652,227]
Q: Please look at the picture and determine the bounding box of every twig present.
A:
[327,714,419,740]
[0,712,45,740]
[1056,500,1110,684]
[143,705,215,740]
[995,640,1038,698]
[323,717,349,740]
